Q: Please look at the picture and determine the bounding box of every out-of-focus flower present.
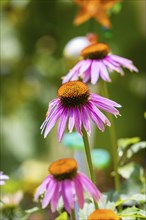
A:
[63,33,97,60]
[41,81,121,141]
[87,209,120,220]
[63,43,138,84]
[34,158,101,214]
[0,171,9,185]
[0,191,23,208]
[74,0,121,28]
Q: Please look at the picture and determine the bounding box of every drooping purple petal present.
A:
[49,98,60,110]
[91,60,100,84]
[34,175,52,201]
[68,108,75,132]
[80,105,91,134]
[103,58,124,74]
[90,94,121,116]
[90,93,121,108]
[62,180,74,213]
[74,107,82,134]
[83,67,91,83]
[109,54,139,72]
[57,108,69,142]
[80,59,91,73]
[73,174,85,209]
[62,60,84,83]
[40,101,61,133]
[50,182,61,212]
[86,104,105,131]
[42,178,58,209]
[88,102,111,126]
[97,61,111,82]
[78,172,101,201]
[44,106,64,138]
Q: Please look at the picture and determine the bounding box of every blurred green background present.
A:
[0,0,145,179]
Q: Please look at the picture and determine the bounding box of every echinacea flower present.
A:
[41,81,121,141]
[0,171,9,185]
[34,158,101,214]
[74,0,121,28]
[62,43,138,84]
[87,209,121,220]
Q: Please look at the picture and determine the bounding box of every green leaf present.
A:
[118,163,144,179]
[115,194,146,207]
[126,141,146,159]
[55,212,68,220]
[118,137,140,149]
[119,207,146,219]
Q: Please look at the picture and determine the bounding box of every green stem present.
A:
[101,81,120,193]
[82,126,98,209]
[82,127,95,183]
[71,209,76,220]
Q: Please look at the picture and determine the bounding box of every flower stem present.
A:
[101,81,120,193]
[71,209,76,220]
[82,126,98,209]
[82,126,95,183]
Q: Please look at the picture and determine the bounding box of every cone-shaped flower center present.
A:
[49,158,78,180]
[81,43,110,60]
[87,209,120,220]
[58,81,90,107]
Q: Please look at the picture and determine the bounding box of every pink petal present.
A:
[57,108,69,142]
[80,105,91,134]
[62,180,74,213]
[88,102,111,126]
[103,58,123,74]
[90,60,100,84]
[78,172,101,201]
[97,61,111,82]
[86,104,105,131]
[80,60,91,73]
[34,175,52,200]
[44,106,64,138]
[109,54,138,72]
[90,93,121,108]
[83,67,91,83]
[40,101,61,132]
[74,107,82,134]
[50,182,60,212]
[73,175,84,208]
[62,61,84,83]
[68,108,75,132]
[42,179,57,208]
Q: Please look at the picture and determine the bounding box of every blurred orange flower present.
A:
[74,0,121,28]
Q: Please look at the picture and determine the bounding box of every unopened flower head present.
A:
[34,158,101,214]
[87,209,121,220]
[41,81,121,141]
[62,42,138,84]
[0,171,9,186]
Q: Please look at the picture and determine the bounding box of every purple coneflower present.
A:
[34,158,101,214]
[0,171,9,185]
[41,81,121,141]
[62,43,138,84]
